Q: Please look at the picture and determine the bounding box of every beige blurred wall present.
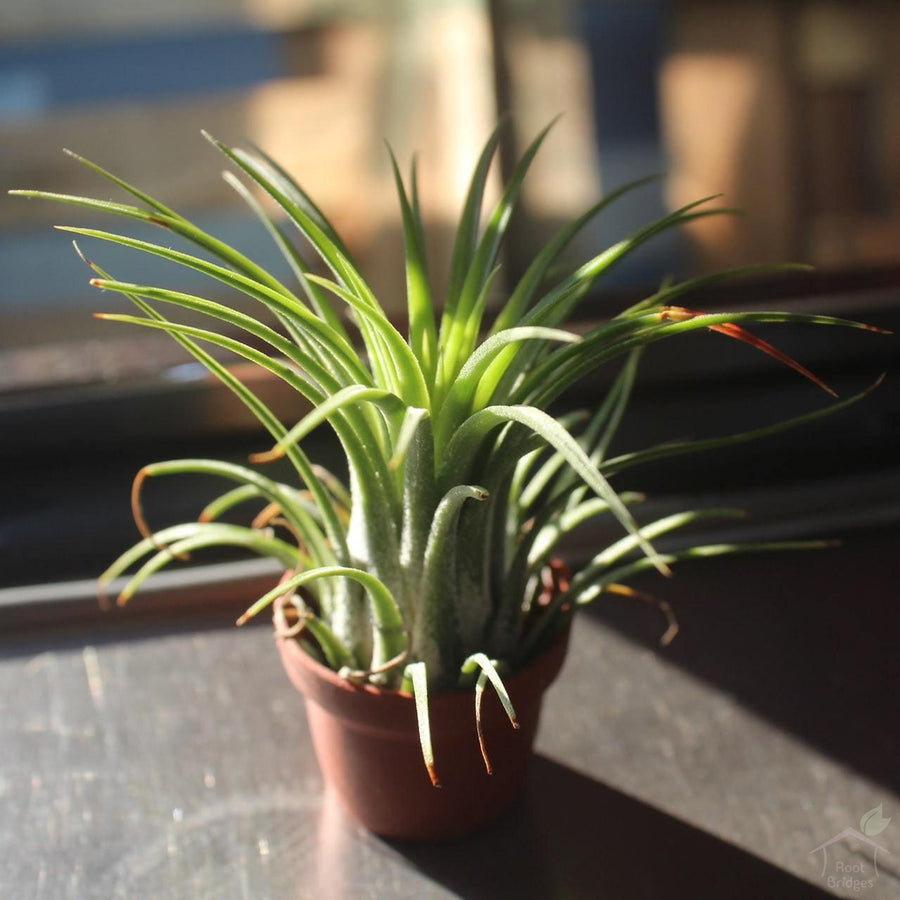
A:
[662,0,900,270]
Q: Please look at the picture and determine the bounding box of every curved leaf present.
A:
[116,526,302,605]
[251,384,404,463]
[413,485,490,680]
[405,660,439,786]
[440,405,669,576]
[238,566,406,673]
[437,326,580,447]
[460,653,518,774]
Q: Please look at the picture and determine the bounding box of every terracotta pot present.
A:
[276,625,570,840]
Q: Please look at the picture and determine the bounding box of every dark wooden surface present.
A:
[2,529,898,899]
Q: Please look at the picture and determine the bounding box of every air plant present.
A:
[10,122,885,783]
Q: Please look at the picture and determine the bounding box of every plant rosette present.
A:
[10,121,886,841]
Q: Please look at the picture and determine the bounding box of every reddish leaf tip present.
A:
[477,730,493,774]
[249,447,284,465]
[863,373,887,396]
[663,305,840,397]
[96,587,111,612]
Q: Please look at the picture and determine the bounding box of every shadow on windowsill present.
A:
[584,527,900,795]
[370,755,829,899]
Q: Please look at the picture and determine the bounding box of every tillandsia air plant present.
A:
[11,122,885,784]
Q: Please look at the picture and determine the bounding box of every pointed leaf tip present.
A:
[661,305,838,397]
[71,239,93,268]
[248,446,285,465]
[864,373,887,395]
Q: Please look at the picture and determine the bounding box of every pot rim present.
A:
[277,620,570,702]
[273,560,572,707]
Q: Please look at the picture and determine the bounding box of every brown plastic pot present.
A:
[276,625,570,840]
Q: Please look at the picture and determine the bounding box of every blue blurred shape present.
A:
[0,28,281,115]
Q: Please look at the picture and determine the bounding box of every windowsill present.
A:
[2,525,897,896]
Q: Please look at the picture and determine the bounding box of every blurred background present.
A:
[1,0,898,596]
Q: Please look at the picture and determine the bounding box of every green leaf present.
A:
[525,493,646,571]
[132,458,334,571]
[17,187,304,308]
[221,169,351,343]
[238,566,406,672]
[517,349,642,515]
[205,133,363,290]
[390,406,430,471]
[522,539,835,658]
[90,276,339,394]
[387,147,438,385]
[569,508,748,597]
[460,653,518,774]
[95,310,401,534]
[243,140,358,261]
[489,173,661,334]
[572,540,836,606]
[79,254,352,605]
[63,227,368,385]
[252,384,404,464]
[398,412,437,621]
[443,121,504,317]
[438,119,558,390]
[521,197,733,330]
[620,262,815,317]
[518,308,885,412]
[197,485,263,522]
[413,485,490,681]
[304,274,430,408]
[437,325,580,447]
[440,405,670,576]
[405,661,439,787]
[115,525,302,605]
[602,376,885,476]
[60,147,182,218]
[204,134,417,402]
